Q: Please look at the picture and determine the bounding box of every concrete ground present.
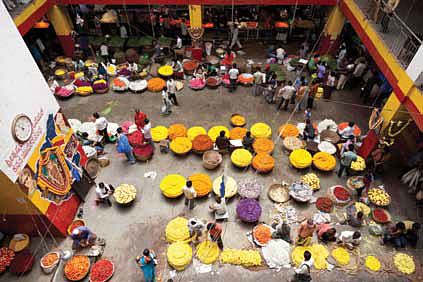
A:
[2,47,422,281]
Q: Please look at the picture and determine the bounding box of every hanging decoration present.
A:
[368,108,383,130]
[387,119,412,138]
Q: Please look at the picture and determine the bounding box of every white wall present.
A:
[0,3,59,181]
[406,44,423,84]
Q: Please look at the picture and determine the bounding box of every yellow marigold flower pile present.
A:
[220,249,261,267]
[76,86,93,96]
[158,65,174,76]
[231,148,253,167]
[292,244,329,270]
[196,241,220,264]
[331,247,350,266]
[208,126,229,142]
[393,253,415,274]
[160,174,186,198]
[55,69,66,76]
[188,173,212,197]
[230,114,246,127]
[365,255,381,272]
[312,152,336,171]
[168,124,187,140]
[170,137,192,154]
[355,202,371,216]
[187,126,207,141]
[350,156,366,171]
[151,126,168,142]
[253,138,274,154]
[165,217,190,242]
[289,149,312,169]
[167,242,192,271]
[250,122,272,138]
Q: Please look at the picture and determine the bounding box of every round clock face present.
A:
[12,114,33,143]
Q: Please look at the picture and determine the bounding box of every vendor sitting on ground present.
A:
[403,220,420,248]
[345,205,364,227]
[271,221,291,243]
[242,131,255,152]
[339,121,356,140]
[382,222,407,248]
[316,223,337,243]
[296,219,316,246]
[95,182,114,206]
[209,196,228,220]
[337,230,361,250]
[303,119,316,141]
[187,217,206,243]
[71,226,97,249]
[215,130,230,152]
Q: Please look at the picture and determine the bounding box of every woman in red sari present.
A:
[221,48,236,67]
[134,109,147,130]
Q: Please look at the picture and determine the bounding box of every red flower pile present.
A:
[89,259,114,282]
[333,186,350,201]
[316,197,333,213]
[373,208,389,223]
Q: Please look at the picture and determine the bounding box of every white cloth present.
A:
[327,75,336,87]
[253,71,266,84]
[262,239,291,269]
[100,44,109,56]
[229,68,239,80]
[143,123,152,139]
[120,25,128,38]
[295,258,314,274]
[167,80,177,93]
[276,48,285,60]
[95,117,108,131]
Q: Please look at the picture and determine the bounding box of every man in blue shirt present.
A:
[338,144,357,177]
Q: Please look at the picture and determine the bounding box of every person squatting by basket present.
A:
[95,182,114,206]
[71,226,97,249]
[271,221,291,243]
[337,230,361,250]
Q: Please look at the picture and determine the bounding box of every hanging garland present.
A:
[368,108,384,130]
[387,119,411,138]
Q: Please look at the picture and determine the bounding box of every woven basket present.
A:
[202,151,222,170]
[94,87,109,94]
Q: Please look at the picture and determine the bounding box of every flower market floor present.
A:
[5,67,423,281]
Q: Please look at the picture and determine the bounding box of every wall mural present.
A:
[17,112,85,205]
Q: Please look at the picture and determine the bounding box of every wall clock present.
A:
[11,114,33,143]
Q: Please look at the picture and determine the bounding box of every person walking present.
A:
[338,144,357,177]
[143,119,152,143]
[308,80,320,109]
[293,251,313,282]
[183,180,197,210]
[277,81,296,111]
[161,87,172,115]
[100,42,110,63]
[230,24,242,49]
[136,249,157,282]
[324,71,336,99]
[116,127,136,164]
[252,67,266,96]
[166,78,179,106]
[228,64,239,92]
[92,112,109,143]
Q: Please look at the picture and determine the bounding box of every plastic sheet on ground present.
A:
[313,212,331,225]
[273,205,298,225]
[262,239,291,270]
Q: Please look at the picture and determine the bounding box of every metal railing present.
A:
[354,0,422,68]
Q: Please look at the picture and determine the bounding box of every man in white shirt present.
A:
[339,121,356,139]
[95,182,114,206]
[93,112,109,143]
[276,47,286,64]
[166,78,178,106]
[161,87,172,115]
[277,81,296,111]
[100,42,109,63]
[119,25,128,39]
[143,119,152,143]
[252,67,266,96]
[294,250,313,281]
[228,64,239,93]
[176,36,183,49]
[209,196,227,218]
[183,181,197,210]
[337,230,361,250]
[187,217,206,243]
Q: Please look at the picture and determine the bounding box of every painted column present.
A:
[381,92,402,130]
[188,5,202,28]
[319,6,345,54]
[47,5,74,57]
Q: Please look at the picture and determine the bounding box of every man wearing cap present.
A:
[296,219,316,246]
[71,226,97,249]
